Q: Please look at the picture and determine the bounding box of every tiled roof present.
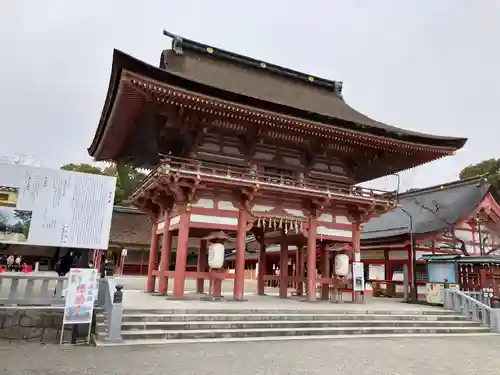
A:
[109,206,151,246]
[159,32,466,147]
[361,176,490,241]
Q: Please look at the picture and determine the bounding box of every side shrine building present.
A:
[88,31,467,302]
[361,177,500,296]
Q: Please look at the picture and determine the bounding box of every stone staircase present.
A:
[95,308,495,346]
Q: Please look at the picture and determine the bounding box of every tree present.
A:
[459,158,500,193]
[13,210,32,223]
[411,198,470,256]
[0,211,7,225]
[61,163,104,175]
[459,158,500,255]
[60,162,146,206]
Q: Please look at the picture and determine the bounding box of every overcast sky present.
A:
[0,1,499,192]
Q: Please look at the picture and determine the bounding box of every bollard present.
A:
[106,284,124,342]
[491,296,500,309]
[113,285,124,303]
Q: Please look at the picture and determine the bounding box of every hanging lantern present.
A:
[208,242,225,269]
[334,253,349,277]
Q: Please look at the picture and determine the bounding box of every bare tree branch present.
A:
[411,199,470,256]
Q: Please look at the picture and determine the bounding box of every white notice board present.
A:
[0,163,116,249]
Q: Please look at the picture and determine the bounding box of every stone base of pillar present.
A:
[352,291,363,304]
[320,285,329,300]
[196,278,204,294]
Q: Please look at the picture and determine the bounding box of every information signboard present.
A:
[63,268,99,325]
[352,261,365,292]
[0,162,116,249]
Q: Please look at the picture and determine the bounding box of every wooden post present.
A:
[279,236,288,298]
[233,209,248,301]
[158,213,173,295]
[257,239,266,295]
[306,217,317,302]
[351,218,362,304]
[296,246,304,296]
[320,243,329,300]
[146,221,159,293]
[196,240,208,294]
[172,210,191,299]
[140,249,145,275]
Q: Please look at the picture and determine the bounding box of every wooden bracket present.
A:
[303,198,329,219]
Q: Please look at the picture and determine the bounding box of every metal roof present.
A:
[421,254,500,264]
[361,177,490,241]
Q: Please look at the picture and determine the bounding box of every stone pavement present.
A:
[115,274,258,293]
[1,336,499,374]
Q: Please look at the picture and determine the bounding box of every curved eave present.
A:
[88,51,127,157]
[88,49,467,158]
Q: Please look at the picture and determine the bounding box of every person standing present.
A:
[14,255,21,272]
[7,254,14,272]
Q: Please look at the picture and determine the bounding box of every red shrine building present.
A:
[88,31,466,302]
[360,176,500,296]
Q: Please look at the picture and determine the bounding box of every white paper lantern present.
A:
[334,254,349,277]
[208,242,225,269]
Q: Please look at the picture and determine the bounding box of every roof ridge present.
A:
[162,30,344,98]
[400,175,488,199]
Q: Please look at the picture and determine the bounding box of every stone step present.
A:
[103,320,481,332]
[114,313,470,323]
[117,325,492,341]
[119,308,458,316]
[96,332,498,347]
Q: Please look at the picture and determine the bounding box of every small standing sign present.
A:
[352,261,365,292]
[60,268,99,345]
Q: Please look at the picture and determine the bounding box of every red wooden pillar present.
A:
[94,250,104,271]
[158,214,173,295]
[320,243,329,300]
[352,218,362,303]
[233,209,248,301]
[306,217,317,302]
[279,237,288,298]
[173,210,191,299]
[296,246,304,296]
[384,249,391,282]
[257,239,266,295]
[197,240,208,294]
[146,221,159,293]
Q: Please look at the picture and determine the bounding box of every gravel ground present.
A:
[1,336,499,375]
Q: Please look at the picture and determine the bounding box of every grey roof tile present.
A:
[361,177,489,241]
